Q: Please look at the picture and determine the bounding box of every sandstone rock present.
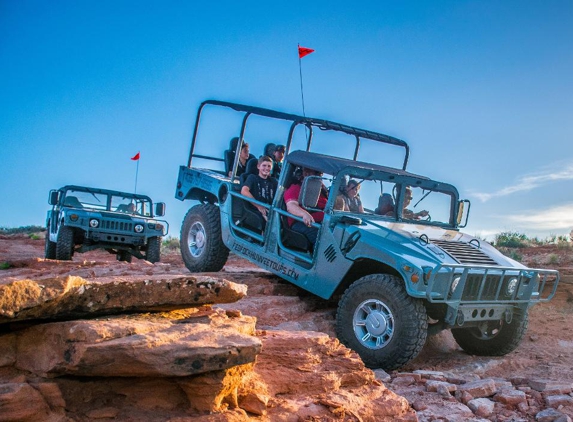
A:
[494,389,527,405]
[15,309,261,377]
[0,333,15,367]
[426,380,457,393]
[85,407,119,419]
[0,275,247,324]
[536,407,569,422]
[530,379,572,394]
[238,391,268,416]
[373,368,391,383]
[545,394,573,408]
[179,364,252,413]
[468,397,495,417]
[0,383,54,422]
[458,378,496,398]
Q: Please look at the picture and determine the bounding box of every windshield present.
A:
[333,173,456,227]
[62,189,152,216]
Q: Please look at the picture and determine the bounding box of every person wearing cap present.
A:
[271,145,285,178]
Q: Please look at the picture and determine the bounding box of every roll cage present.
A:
[185,99,411,176]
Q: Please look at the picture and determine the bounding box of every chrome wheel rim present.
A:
[187,222,206,258]
[353,299,394,349]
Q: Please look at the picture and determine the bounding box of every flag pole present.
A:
[134,159,139,194]
[131,152,140,194]
[298,43,307,118]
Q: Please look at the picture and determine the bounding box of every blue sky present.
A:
[1,0,572,241]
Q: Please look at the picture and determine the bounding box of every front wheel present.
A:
[44,227,56,259]
[55,225,74,261]
[146,237,161,263]
[336,274,428,371]
[180,204,229,272]
[451,308,528,356]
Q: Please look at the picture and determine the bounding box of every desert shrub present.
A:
[547,253,560,265]
[0,225,45,235]
[162,237,180,252]
[509,250,523,262]
[494,231,529,248]
[28,233,41,240]
[0,262,11,270]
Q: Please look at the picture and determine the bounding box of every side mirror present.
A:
[49,190,60,206]
[155,202,166,217]
[457,199,470,228]
[299,176,323,209]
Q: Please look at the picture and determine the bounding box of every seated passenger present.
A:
[341,179,364,213]
[240,156,278,228]
[402,186,429,220]
[271,144,285,178]
[375,193,395,216]
[227,139,255,178]
[284,167,328,245]
[334,194,349,211]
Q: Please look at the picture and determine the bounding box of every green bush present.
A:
[162,237,180,252]
[0,262,11,270]
[494,231,529,248]
[0,225,45,235]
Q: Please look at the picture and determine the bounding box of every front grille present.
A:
[461,274,516,301]
[431,240,498,265]
[101,220,134,233]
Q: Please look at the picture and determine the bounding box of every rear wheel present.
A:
[55,226,74,260]
[44,227,56,259]
[180,204,229,272]
[116,250,132,263]
[146,237,161,263]
[336,274,428,371]
[451,308,528,356]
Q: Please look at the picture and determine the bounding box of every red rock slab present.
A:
[0,275,247,324]
[14,310,261,378]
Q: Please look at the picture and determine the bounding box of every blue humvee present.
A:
[46,185,168,263]
[175,100,559,370]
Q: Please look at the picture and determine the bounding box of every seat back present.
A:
[63,196,83,208]
[279,201,310,251]
[299,177,322,209]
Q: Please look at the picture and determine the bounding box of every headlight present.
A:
[451,275,461,294]
[147,223,164,231]
[134,224,144,233]
[89,219,99,228]
[507,277,519,295]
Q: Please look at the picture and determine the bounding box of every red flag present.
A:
[298,46,314,58]
[131,152,140,161]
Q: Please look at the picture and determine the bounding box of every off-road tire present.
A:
[146,236,161,263]
[451,308,528,356]
[336,274,428,371]
[117,250,132,263]
[55,225,74,261]
[180,204,229,272]
[44,227,56,259]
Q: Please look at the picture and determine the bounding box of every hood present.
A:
[358,219,526,269]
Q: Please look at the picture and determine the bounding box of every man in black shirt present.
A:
[241,156,278,228]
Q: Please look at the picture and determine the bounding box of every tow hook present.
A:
[504,308,513,324]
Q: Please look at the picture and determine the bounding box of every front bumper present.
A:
[425,264,559,326]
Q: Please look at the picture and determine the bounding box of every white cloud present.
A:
[472,163,573,202]
[506,203,573,231]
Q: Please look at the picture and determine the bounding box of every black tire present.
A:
[44,228,56,259]
[180,204,229,272]
[117,250,133,263]
[55,225,74,261]
[336,274,428,371]
[146,236,161,263]
[451,308,528,356]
